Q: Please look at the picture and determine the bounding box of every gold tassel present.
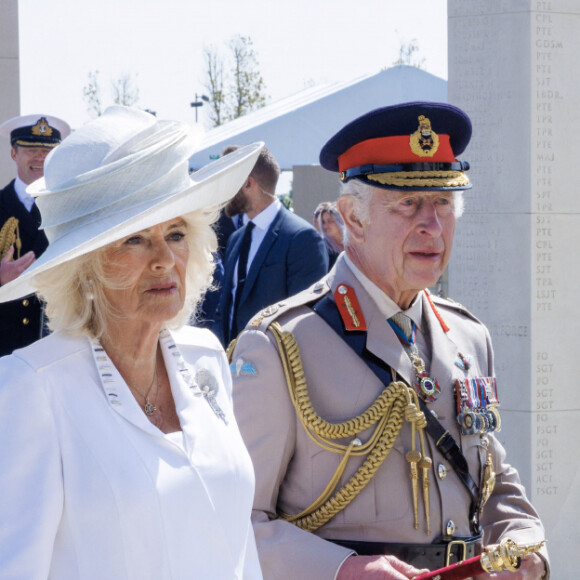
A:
[419,456,432,535]
[0,217,21,261]
[481,451,496,509]
[406,449,421,529]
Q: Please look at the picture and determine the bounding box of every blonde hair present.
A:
[35,207,219,340]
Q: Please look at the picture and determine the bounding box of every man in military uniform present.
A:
[229,102,548,579]
[0,114,70,356]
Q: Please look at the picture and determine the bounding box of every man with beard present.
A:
[0,114,70,356]
[214,145,328,346]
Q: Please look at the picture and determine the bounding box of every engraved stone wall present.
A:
[448,1,579,575]
[0,0,20,185]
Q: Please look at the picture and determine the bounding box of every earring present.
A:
[86,279,95,301]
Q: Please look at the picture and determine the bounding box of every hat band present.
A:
[341,161,470,181]
[13,139,59,148]
[36,123,194,228]
[41,162,192,242]
[11,126,62,147]
[337,134,456,173]
[366,170,471,190]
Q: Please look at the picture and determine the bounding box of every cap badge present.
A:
[31,117,53,137]
[409,115,439,158]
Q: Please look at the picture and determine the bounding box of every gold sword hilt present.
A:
[481,538,546,573]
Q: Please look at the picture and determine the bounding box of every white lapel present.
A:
[90,330,230,443]
[90,339,162,438]
[158,330,230,455]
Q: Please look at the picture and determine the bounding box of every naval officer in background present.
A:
[0,114,70,356]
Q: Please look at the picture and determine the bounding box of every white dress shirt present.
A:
[229,199,282,322]
[14,176,35,211]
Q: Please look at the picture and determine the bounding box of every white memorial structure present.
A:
[448,1,579,576]
[0,0,20,185]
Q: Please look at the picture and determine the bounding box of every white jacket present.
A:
[0,326,262,580]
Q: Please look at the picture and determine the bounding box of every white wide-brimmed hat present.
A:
[0,106,263,302]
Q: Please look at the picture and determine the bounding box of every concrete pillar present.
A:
[0,0,20,186]
[447,1,579,575]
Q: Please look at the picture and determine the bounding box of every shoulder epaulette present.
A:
[427,290,482,324]
[247,279,330,333]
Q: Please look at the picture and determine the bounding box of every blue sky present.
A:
[18,0,447,129]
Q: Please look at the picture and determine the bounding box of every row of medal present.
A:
[455,377,501,435]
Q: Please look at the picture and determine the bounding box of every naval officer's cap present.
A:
[0,114,71,149]
[319,101,472,191]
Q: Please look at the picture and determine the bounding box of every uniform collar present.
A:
[14,176,35,212]
[343,253,424,330]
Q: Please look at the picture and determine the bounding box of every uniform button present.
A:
[438,464,447,480]
[22,318,30,325]
[446,520,456,536]
[22,299,29,307]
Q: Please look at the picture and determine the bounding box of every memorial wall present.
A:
[0,0,20,185]
[447,1,579,576]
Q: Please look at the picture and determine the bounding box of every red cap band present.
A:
[338,134,456,173]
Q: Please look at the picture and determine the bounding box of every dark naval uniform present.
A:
[0,113,70,357]
[229,255,548,579]
[0,180,48,356]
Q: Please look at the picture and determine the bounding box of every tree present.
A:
[227,35,267,121]
[111,73,140,107]
[82,70,140,118]
[392,38,426,69]
[201,35,268,127]
[82,70,103,118]
[202,44,226,126]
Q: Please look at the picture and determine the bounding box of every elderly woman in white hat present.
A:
[0,106,263,579]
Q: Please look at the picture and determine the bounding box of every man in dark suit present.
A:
[215,145,328,346]
[0,114,70,356]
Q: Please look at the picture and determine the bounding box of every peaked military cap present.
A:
[319,101,472,191]
[0,114,71,148]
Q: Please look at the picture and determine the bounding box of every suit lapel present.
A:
[329,259,415,385]
[222,230,243,299]
[90,339,162,438]
[219,230,243,340]
[240,206,282,302]
[91,332,227,442]
[325,263,465,420]
[421,292,461,393]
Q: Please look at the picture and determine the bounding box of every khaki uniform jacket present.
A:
[231,256,547,580]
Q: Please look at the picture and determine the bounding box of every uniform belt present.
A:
[328,536,482,570]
